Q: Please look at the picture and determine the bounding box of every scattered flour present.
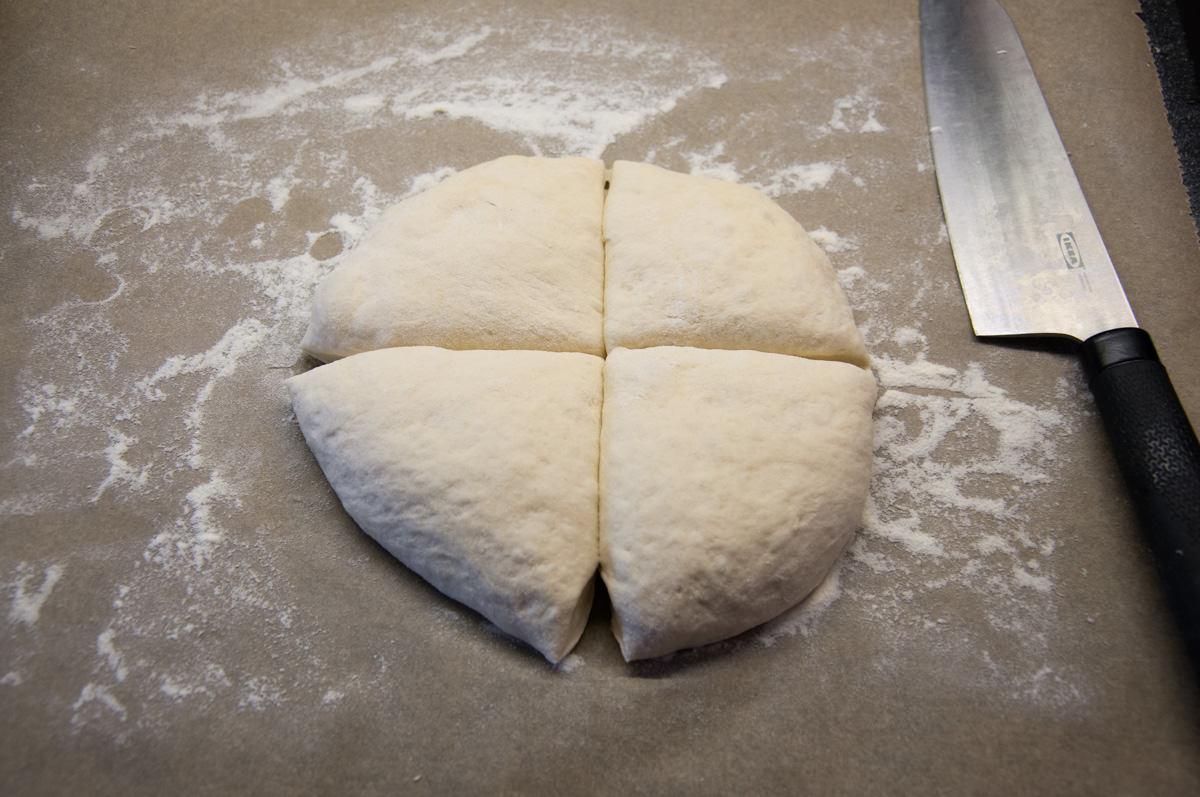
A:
[342,94,387,114]
[756,565,845,647]
[821,90,888,136]
[96,628,128,683]
[680,142,744,184]
[0,5,1087,738]
[757,161,843,195]
[677,141,845,197]
[6,563,65,627]
[71,683,128,728]
[808,226,858,254]
[555,654,586,674]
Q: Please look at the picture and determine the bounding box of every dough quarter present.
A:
[599,346,876,661]
[288,346,603,663]
[301,156,606,361]
[604,160,869,366]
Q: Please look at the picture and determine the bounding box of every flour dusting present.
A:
[822,90,888,136]
[809,226,858,253]
[6,563,65,627]
[0,4,1087,741]
[677,141,845,197]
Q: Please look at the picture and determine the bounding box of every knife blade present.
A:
[921,0,1200,666]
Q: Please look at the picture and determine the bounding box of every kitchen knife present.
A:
[921,0,1200,666]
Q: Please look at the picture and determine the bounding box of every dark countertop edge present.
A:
[1141,0,1200,241]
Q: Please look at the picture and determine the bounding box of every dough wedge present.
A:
[603,160,869,366]
[301,156,606,361]
[599,346,876,661]
[288,346,603,662]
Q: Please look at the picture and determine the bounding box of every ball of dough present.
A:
[290,156,876,663]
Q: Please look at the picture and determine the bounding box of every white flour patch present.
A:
[343,94,386,114]
[91,429,150,502]
[239,676,286,711]
[755,161,843,196]
[809,226,858,254]
[6,563,65,627]
[140,19,726,160]
[96,628,129,683]
[555,653,586,674]
[71,683,128,728]
[406,26,494,66]
[680,142,743,183]
[821,89,887,136]
[676,142,844,198]
[755,565,845,647]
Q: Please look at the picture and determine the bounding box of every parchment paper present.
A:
[3,1,1199,793]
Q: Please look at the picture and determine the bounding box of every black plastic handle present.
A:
[1082,327,1200,670]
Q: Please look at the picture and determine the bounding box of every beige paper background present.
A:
[3,0,1199,793]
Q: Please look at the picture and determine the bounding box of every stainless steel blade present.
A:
[921,0,1136,340]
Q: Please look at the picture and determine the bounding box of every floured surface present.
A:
[3,0,1200,794]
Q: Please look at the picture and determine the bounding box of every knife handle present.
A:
[1082,327,1200,668]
